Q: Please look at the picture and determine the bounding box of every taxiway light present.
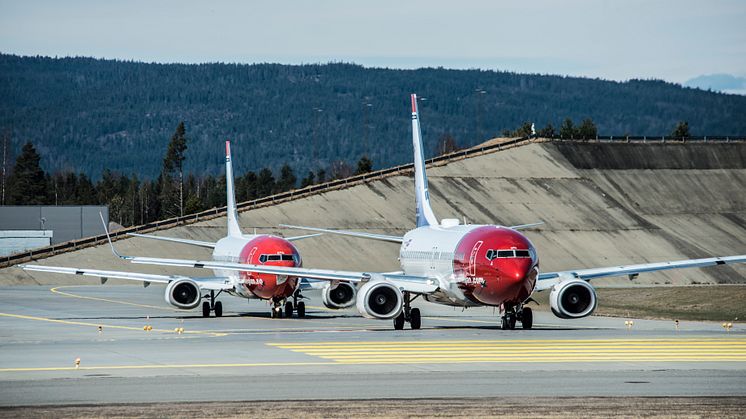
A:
[624,320,634,331]
[674,320,680,331]
[722,323,733,332]
[97,325,103,334]
[74,357,80,369]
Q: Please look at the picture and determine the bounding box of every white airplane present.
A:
[21,141,330,319]
[34,95,746,330]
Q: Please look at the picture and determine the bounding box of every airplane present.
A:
[21,141,339,319]
[38,95,746,330]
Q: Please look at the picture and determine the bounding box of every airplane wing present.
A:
[128,233,216,249]
[125,255,438,294]
[279,224,403,243]
[19,264,233,291]
[535,254,746,291]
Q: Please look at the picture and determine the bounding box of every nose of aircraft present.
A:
[501,258,534,283]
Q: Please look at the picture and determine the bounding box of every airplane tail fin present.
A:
[410,94,438,228]
[225,141,242,238]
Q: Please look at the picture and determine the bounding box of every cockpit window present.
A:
[259,254,295,263]
[486,249,532,260]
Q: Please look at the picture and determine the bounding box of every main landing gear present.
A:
[270,291,306,319]
[393,292,421,330]
[202,290,223,318]
[500,304,533,330]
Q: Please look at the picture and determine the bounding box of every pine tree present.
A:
[538,123,556,138]
[559,118,576,139]
[300,171,315,188]
[671,121,690,139]
[354,156,373,175]
[7,142,47,205]
[577,118,598,139]
[256,168,275,197]
[275,164,296,192]
[160,122,188,217]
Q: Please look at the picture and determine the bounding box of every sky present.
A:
[1,0,745,87]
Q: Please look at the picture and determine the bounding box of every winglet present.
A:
[99,212,131,260]
[225,140,242,238]
[411,94,438,228]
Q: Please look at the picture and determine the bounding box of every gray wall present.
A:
[0,206,108,244]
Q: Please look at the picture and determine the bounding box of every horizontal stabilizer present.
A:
[128,233,216,248]
[280,224,403,243]
[508,222,544,230]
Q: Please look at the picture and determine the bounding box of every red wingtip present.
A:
[411,94,417,113]
[225,140,231,157]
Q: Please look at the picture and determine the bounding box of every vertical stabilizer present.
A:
[411,94,438,227]
[225,141,242,237]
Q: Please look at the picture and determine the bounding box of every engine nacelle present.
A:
[356,280,403,319]
[165,279,202,310]
[322,282,357,309]
[549,279,597,319]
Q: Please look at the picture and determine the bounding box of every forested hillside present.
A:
[2,53,746,180]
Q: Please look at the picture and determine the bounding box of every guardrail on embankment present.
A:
[2,135,744,268]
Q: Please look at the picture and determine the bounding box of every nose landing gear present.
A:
[501,304,533,330]
[270,291,307,319]
[393,292,422,330]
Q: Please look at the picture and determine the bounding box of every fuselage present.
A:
[211,234,301,301]
[399,224,538,308]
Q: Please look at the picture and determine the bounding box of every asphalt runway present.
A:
[0,284,745,407]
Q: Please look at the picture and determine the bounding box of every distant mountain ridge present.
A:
[684,74,746,95]
[1,53,745,179]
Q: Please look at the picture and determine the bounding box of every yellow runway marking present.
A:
[50,286,177,312]
[269,338,746,364]
[0,312,224,336]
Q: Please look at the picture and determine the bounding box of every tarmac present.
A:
[1,284,744,407]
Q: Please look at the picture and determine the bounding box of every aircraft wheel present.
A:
[521,307,533,329]
[410,308,421,329]
[507,312,517,330]
[202,301,210,317]
[393,312,405,330]
[297,301,306,318]
[284,301,294,318]
[214,301,223,317]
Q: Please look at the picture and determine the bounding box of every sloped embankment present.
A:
[4,140,745,286]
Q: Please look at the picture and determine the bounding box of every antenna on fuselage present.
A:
[225,140,242,238]
[411,93,438,228]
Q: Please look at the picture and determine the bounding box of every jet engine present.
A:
[356,280,403,319]
[549,279,597,319]
[165,278,202,310]
[322,282,357,309]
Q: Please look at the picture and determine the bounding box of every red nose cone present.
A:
[238,236,300,300]
[454,226,538,306]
